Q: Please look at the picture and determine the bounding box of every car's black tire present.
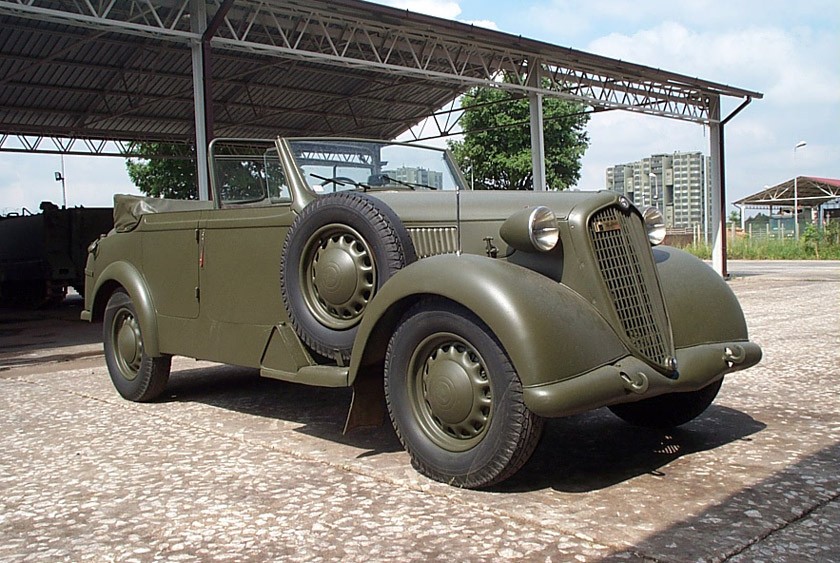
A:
[608,378,724,428]
[281,192,415,362]
[385,299,544,488]
[103,289,171,402]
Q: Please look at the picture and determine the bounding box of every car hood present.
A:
[366,189,623,224]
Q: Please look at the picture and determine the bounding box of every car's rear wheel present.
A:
[608,378,723,428]
[281,192,415,362]
[385,299,543,488]
[103,289,171,402]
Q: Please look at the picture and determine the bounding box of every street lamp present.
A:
[793,141,807,240]
[54,154,67,208]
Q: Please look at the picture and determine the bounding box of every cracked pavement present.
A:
[0,260,838,562]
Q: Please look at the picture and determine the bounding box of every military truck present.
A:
[0,202,112,307]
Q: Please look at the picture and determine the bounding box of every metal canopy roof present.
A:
[735,177,840,208]
[0,0,763,157]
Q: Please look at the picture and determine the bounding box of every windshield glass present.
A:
[288,139,466,193]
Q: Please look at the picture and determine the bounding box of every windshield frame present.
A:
[284,137,468,196]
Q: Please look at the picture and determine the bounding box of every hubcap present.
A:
[112,309,141,380]
[409,335,493,452]
[303,225,375,329]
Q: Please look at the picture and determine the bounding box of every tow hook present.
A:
[620,371,649,394]
[724,345,746,367]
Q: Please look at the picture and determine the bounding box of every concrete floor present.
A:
[0,261,838,562]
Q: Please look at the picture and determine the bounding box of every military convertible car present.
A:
[82,137,761,488]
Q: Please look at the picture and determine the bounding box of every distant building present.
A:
[382,166,443,189]
[606,152,711,231]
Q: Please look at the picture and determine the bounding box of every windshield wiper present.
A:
[309,173,347,187]
[381,175,438,191]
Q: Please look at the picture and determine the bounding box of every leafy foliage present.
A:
[126,143,198,200]
[448,85,589,190]
[126,142,280,202]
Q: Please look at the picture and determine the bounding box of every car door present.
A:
[195,147,295,366]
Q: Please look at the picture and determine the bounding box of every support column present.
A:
[709,96,727,278]
[190,0,210,200]
[527,61,546,191]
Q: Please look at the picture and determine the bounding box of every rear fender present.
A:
[348,253,628,388]
[90,261,160,357]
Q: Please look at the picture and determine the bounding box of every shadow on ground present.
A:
[163,363,402,456]
[162,363,766,492]
[0,295,102,367]
[602,440,840,562]
[497,405,766,493]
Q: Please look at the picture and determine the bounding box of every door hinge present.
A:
[195,286,200,301]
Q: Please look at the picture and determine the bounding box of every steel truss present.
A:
[0,0,762,277]
[0,0,758,127]
[0,134,191,158]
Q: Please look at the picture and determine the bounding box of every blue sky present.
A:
[1,0,837,213]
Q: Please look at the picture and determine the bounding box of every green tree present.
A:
[448,85,589,190]
[728,210,741,225]
[126,143,198,199]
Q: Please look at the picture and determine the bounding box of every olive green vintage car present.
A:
[82,137,761,488]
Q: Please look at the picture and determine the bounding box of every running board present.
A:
[260,365,349,388]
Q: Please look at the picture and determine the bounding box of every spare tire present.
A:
[281,192,416,362]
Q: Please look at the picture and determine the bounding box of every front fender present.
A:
[348,254,628,387]
[90,261,161,357]
[654,247,749,347]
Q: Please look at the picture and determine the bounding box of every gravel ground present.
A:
[0,260,838,562]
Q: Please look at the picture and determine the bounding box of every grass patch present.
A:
[681,232,840,260]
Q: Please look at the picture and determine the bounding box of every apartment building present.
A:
[606,152,711,231]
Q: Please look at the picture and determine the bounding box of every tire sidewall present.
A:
[386,305,525,484]
[281,193,414,359]
[103,290,158,401]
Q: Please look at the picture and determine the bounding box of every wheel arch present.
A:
[90,261,161,357]
[347,253,628,388]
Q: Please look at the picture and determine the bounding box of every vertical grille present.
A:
[589,207,672,368]
[407,227,459,258]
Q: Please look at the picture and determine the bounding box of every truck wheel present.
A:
[608,378,723,428]
[103,290,171,402]
[385,299,544,488]
[281,192,415,362]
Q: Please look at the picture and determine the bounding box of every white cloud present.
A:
[372,1,498,29]
[587,22,840,106]
[375,0,462,19]
[462,19,499,30]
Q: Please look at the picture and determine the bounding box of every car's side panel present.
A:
[139,212,201,319]
[163,206,296,367]
[654,247,749,347]
[348,253,629,388]
[199,206,293,325]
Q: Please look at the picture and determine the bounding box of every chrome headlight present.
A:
[643,206,666,246]
[499,206,560,253]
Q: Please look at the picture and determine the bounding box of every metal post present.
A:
[793,141,807,240]
[60,153,67,208]
[190,0,210,200]
[708,96,726,277]
[527,61,546,191]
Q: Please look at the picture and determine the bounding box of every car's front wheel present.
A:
[608,378,723,428]
[103,289,171,402]
[385,299,543,488]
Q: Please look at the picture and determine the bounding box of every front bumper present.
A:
[523,340,762,418]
